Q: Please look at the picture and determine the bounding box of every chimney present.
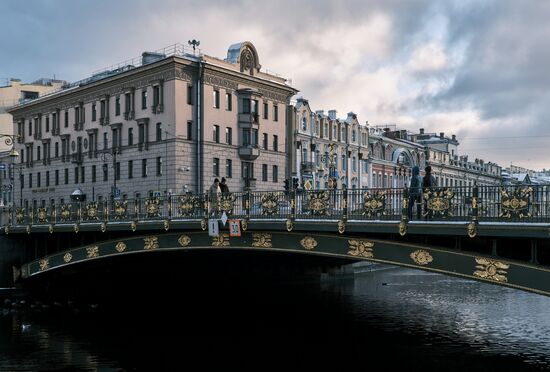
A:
[419,128,424,134]
[328,110,337,120]
[440,132,444,139]
[451,134,456,141]
[315,110,324,117]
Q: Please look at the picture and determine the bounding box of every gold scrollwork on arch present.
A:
[348,239,374,258]
[473,257,509,282]
[300,236,317,250]
[178,235,191,247]
[500,187,532,219]
[252,233,272,248]
[410,250,433,265]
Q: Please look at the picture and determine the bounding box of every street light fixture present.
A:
[320,143,338,190]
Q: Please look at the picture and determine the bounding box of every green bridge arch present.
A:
[18,231,550,297]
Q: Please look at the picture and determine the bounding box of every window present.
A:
[213,90,220,109]
[187,121,193,140]
[115,97,120,116]
[46,117,50,132]
[103,164,108,181]
[243,129,251,146]
[213,125,220,143]
[64,168,69,184]
[128,128,133,146]
[242,161,254,179]
[352,156,357,172]
[100,100,106,119]
[225,159,232,178]
[272,165,278,183]
[153,86,160,107]
[128,160,133,179]
[156,123,162,142]
[28,120,32,136]
[273,105,278,122]
[273,135,278,151]
[225,92,232,111]
[81,166,85,183]
[37,172,41,187]
[92,104,97,121]
[342,154,347,170]
[226,127,232,145]
[29,173,33,188]
[64,111,68,128]
[37,146,41,161]
[263,133,268,150]
[115,162,120,180]
[187,85,193,105]
[252,100,258,114]
[141,159,147,177]
[55,170,59,185]
[352,129,356,142]
[125,93,132,114]
[141,89,147,109]
[263,102,268,120]
[20,174,24,190]
[302,117,307,131]
[242,98,251,113]
[103,132,108,150]
[262,164,268,181]
[324,123,328,138]
[332,125,337,140]
[156,157,162,176]
[213,158,219,177]
[92,165,96,182]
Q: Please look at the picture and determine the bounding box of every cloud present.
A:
[1,0,549,170]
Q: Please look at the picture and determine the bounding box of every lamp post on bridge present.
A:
[0,134,20,226]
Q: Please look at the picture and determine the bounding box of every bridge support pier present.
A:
[0,235,21,287]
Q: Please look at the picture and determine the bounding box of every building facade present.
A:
[293,98,368,190]
[411,129,502,188]
[7,42,297,211]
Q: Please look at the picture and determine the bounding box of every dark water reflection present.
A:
[1,266,550,371]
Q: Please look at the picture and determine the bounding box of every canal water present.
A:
[1,265,550,371]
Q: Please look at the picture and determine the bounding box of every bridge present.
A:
[1,184,550,298]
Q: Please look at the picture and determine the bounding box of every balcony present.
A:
[99,117,110,126]
[238,113,260,128]
[243,177,257,190]
[151,104,164,114]
[71,152,84,164]
[124,111,135,121]
[238,145,260,160]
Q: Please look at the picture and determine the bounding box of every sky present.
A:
[1,0,549,171]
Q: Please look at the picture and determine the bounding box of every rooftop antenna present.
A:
[188,39,200,56]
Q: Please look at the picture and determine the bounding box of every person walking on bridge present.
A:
[408,166,422,220]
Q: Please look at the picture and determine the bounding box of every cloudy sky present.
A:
[2,0,549,170]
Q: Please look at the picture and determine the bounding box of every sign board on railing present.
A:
[208,219,219,237]
[228,219,241,237]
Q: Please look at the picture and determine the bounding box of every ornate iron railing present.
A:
[6,185,550,229]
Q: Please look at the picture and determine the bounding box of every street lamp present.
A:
[320,143,338,189]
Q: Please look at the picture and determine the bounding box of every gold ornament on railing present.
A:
[423,188,455,219]
[15,208,25,224]
[114,200,128,220]
[362,191,386,217]
[60,204,72,222]
[499,187,532,219]
[308,191,329,216]
[85,202,99,221]
[219,193,235,215]
[178,195,197,217]
[37,207,48,223]
[261,193,280,215]
[145,197,160,218]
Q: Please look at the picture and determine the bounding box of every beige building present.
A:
[1,78,65,151]
[292,98,369,190]
[7,42,297,211]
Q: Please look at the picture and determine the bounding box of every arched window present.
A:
[302,117,307,131]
